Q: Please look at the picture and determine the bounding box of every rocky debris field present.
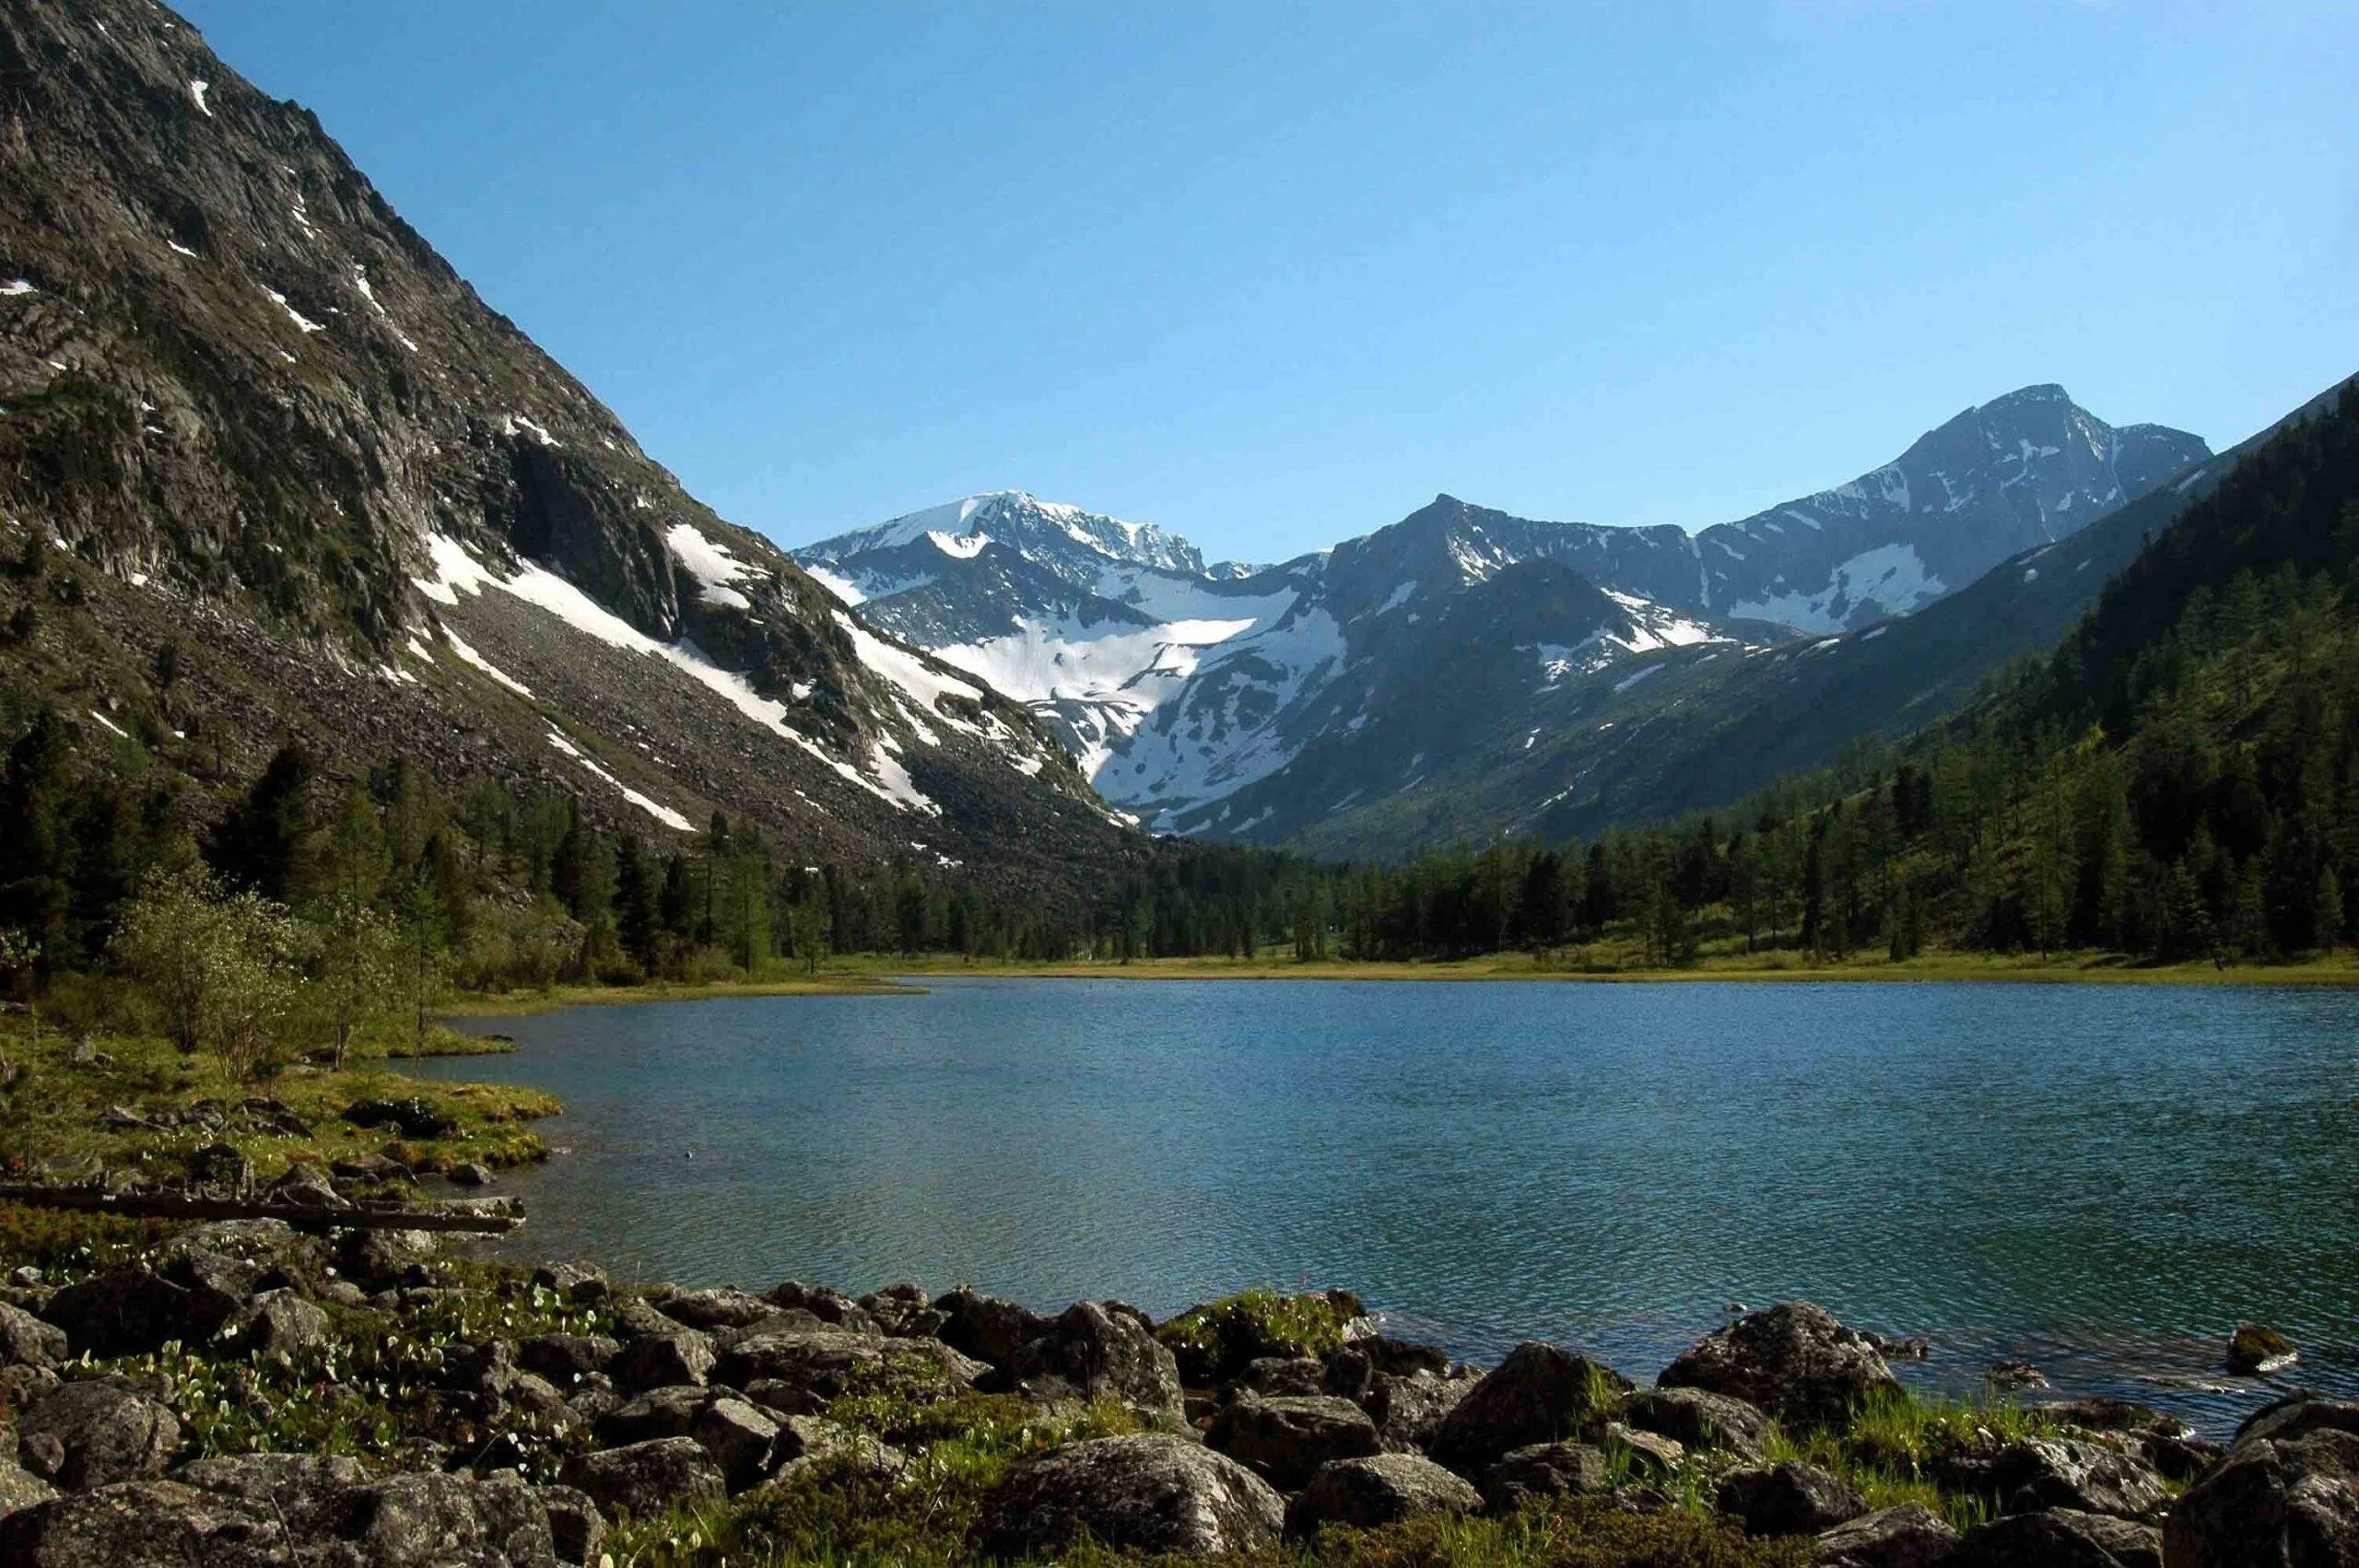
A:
[0,1211,2339,1566]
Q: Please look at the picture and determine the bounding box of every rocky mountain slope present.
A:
[799,391,2204,848]
[1271,380,2342,859]
[0,0,1133,895]
[1685,384,2204,631]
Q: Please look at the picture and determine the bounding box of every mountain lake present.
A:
[422,977,2359,1435]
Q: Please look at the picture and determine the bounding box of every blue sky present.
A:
[180,2,2353,562]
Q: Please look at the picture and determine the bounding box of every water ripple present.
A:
[420,979,2359,1437]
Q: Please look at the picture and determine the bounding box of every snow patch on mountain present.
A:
[833,609,985,746]
[933,614,1261,776]
[414,532,945,813]
[441,630,534,698]
[547,728,695,832]
[1729,544,1945,634]
[1119,607,1349,828]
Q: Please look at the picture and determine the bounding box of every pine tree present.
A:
[2313,863,2345,952]
[0,710,77,962]
[614,833,659,971]
[319,782,390,905]
[550,801,595,921]
[208,742,317,900]
[657,853,694,940]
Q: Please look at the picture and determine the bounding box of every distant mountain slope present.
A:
[798,389,2203,850]
[1271,384,2332,859]
[0,0,1132,895]
[1688,385,2205,631]
[803,492,1751,832]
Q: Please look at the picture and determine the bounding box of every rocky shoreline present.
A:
[0,1202,2342,1566]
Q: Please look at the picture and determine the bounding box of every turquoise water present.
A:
[425,978,2359,1433]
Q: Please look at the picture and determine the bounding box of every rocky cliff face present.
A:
[0,0,1132,891]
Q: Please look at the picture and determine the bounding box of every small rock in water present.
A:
[2226,1324,2297,1375]
[1987,1360,2049,1389]
[447,1162,494,1188]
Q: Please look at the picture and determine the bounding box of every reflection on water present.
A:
[420,977,2359,1435]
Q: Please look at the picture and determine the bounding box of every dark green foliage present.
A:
[0,708,73,955]
[614,831,659,971]
[206,741,316,901]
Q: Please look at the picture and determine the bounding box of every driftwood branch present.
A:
[0,1185,522,1233]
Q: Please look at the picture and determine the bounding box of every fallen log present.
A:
[0,1184,522,1233]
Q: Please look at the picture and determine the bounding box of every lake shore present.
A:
[422,948,2359,1022]
[440,972,912,1018]
[0,1193,2304,1566]
[693,946,2359,991]
[1,991,2341,1563]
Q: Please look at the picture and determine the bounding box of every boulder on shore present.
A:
[996,1302,1186,1430]
[0,1480,289,1567]
[0,1453,596,1567]
[1986,1436,2167,1521]
[215,1290,328,1360]
[1656,1302,1902,1429]
[17,1383,180,1492]
[0,1455,59,1522]
[559,1436,726,1521]
[1360,1365,1480,1452]
[714,1327,982,1413]
[2234,1391,2359,1448]
[2165,1405,2359,1567]
[933,1285,1049,1367]
[1423,1342,1632,1475]
[1716,1460,1865,1536]
[1953,1506,2162,1567]
[1285,1453,1480,1538]
[609,1328,715,1392]
[690,1397,781,1492]
[518,1332,621,1385]
[0,1301,69,1370]
[1622,1386,1777,1461]
[1205,1395,1380,1489]
[39,1269,204,1359]
[979,1433,1285,1561]
[1477,1441,1611,1514]
[1815,1502,1962,1568]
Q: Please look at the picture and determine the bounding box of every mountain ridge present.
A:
[0,0,1138,900]
[797,385,2206,849]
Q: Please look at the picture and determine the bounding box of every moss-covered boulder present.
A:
[1425,1342,1632,1476]
[1156,1289,1365,1386]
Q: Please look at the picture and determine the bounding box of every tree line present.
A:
[3,386,2353,1022]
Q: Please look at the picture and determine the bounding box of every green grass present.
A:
[0,1018,562,1187]
[14,1253,618,1480]
[1155,1287,1366,1384]
[1762,1387,2061,1533]
[440,971,910,1018]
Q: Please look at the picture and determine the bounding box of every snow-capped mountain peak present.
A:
[807,492,1210,582]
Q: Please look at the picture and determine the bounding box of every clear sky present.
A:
[178,1,2353,563]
